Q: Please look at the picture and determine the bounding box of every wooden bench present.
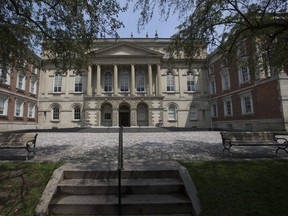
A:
[220,131,288,157]
[0,133,38,160]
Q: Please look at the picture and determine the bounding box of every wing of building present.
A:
[38,38,211,129]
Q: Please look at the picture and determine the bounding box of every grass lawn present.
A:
[182,160,288,216]
[0,162,62,215]
[1,160,288,215]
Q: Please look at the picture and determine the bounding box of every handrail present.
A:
[118,126,124,216]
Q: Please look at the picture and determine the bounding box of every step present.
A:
[49,194,193,215]
[63,170,180,180]
[58,178,185,195]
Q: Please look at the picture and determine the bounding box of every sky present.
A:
[117,3,182,39]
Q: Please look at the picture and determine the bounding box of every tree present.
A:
[131,0,288,70]
[0,0,127,76]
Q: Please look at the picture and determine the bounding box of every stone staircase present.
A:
[36,161,201,216]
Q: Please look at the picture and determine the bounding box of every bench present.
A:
[220,131,288,157]
[0,133,38,160]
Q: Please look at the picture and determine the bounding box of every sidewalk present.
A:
[0,130,286,161]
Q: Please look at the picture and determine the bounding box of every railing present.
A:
[118,126,124,216]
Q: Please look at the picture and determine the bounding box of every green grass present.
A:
[1,160,288,215]
[0,162,62,216]
[181,160,288,216]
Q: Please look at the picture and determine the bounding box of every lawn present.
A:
[0,162,62,215]
[0,160,288,215]
[182,160,288,216]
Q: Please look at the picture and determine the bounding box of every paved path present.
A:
[0,131,286,161]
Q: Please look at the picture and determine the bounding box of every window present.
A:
[30,77,37,94]
[0,66,11,85]
[74,74,82,92]
[238,61,250,83]
[208,65,214,75]
[240,93,254,115]
[137,104,147,121]
[209,79,216,95]
[237,43,246,57]
[31,65,38,74]
[0,95,8,116]
[103,105,112,120]
[187,72,196,92]
[221,69,230,90]
[223,99,233,116]
[28,102,36,118]
[73,106,81,120]
[54,73,62,93]
[168,105,177,121]
[189,106,198,120]
[120,71,129,92]
[15,99,24,117]
[17,72,26,90]
[211,103,218,118]
[166,71,175,92]
[221,58,228,68]
[104,72,113,92]
[52,106,60,120]
[136,71,145,92]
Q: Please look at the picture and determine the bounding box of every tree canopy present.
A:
[0,0,127,74]
[131,0,288,68]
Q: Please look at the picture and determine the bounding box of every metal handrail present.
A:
[118,126,124,216]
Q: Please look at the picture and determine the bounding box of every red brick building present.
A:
[208,39,288,131]
[0,60,40,131]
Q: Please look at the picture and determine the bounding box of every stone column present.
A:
[130,109,137,126]
[148,64,153,96]
[113,65,118,96]
[87,65,92,96]
[96,65,101,96]
[157,64,162,96]
[131,64,135,96]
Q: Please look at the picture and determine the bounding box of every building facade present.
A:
[38,38,211,129]
[208,39,288,131]
[0,62,40,131]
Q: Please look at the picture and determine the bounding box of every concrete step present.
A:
[63,170,180,180]
[58,178,185,195]
[49,194,193,215]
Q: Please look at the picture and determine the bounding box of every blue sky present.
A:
[117,3,181,38]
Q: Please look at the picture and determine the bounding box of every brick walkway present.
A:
[0,130,286,161]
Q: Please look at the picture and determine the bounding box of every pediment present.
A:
[90,43,163,57]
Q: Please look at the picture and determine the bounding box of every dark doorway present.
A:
[119,104,130,127]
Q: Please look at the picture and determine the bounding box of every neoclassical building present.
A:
[38,38,211,128]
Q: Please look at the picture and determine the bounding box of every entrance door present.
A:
[119,105,130,127]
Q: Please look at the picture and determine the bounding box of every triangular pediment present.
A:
[90,43,163,57]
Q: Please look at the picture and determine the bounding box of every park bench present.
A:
[220,131,288,157]
[0,133,38,160]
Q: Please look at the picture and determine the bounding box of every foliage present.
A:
[182,160,288,216]
[0,162,62,215]
[0,0,127,74]
[131,0,288,68]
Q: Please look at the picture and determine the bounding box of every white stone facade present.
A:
[38,38,211,129]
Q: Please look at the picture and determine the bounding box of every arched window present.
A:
[187,71,195,92]
[73,106,81,120]
[52,105,60,120]
[166,71,175,92]
[136,71,145,92]
[120,71,129,92]
[189,106,198,120]
[168,105,177,121]
[104,72,113,92]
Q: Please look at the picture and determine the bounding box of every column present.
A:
[131,64,135,96]
[96,65,101,96]
[113,65,118,96]
[87,65,92,96]
[157,64,162,96]
[148,64,153,96]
